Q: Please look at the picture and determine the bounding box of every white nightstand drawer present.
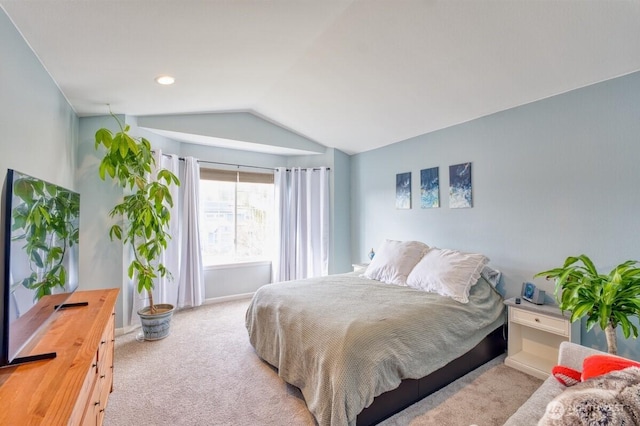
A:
[510,308,569,336]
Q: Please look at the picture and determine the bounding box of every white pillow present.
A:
[362,240,429,286]
[406,248,489,303]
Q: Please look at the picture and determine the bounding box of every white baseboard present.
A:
[114,293,254,336]
[115,324,140,337]
[202,292,254,305]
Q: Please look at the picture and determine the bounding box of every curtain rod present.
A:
[155,151,330,172]
[196,159,275,171]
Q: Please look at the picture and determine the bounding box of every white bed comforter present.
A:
[245,273,505,426]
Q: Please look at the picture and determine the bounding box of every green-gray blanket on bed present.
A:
[245,273,505,426]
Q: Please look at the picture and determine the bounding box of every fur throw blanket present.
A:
[539,366,640,425]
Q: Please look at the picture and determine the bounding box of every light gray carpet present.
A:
[104,298,542,426]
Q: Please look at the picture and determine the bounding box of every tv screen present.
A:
[1,169,80,367]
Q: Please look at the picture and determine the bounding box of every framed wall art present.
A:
[449,162,472,208]
[395,172,411,209]
[420,167,439,208]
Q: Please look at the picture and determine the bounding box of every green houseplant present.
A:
[535,254,640,354]
[94,115,180,339]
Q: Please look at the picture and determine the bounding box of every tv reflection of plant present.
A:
[11,176,80,301]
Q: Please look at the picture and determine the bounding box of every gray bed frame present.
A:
[356,325,507,425]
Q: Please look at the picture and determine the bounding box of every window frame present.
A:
[199,167,274,267]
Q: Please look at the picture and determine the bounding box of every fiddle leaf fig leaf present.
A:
[95,128,113,149]
[126,135,139,154]
[111,133,122,155]
[99,161,107,180]
[109,225,123,241]
[119,138,129,158]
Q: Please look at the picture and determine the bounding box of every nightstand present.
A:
[352,263,369,273]
[504,297,580,380]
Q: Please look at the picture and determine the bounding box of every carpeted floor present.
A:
[104,298,542,426]
[380,361,541,425]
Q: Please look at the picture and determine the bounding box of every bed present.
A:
[245,242,506,426]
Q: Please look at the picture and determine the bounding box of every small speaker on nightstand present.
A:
[521,282,545,305]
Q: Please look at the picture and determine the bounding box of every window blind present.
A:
[200,168,274,184]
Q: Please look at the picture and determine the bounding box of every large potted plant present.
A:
[94,115,180,340]
[535,254,640,354]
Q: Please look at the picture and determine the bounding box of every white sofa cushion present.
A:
[503,342,609,426]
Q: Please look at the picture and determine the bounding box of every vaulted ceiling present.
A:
[2,1,640,154]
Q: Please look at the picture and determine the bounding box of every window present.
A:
[199,168,274,266]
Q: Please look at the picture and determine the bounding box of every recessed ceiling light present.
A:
[155,75,175,85]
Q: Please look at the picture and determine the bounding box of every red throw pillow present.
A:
[552,365,581,386]
[581,354,640,381]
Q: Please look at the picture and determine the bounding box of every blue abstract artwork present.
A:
[449,162,472,208]
[395,172,411,209]
[420,167,439,208]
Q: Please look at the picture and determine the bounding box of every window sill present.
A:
[204,260,272,271]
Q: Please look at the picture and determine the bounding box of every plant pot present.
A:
[137,304,175,341]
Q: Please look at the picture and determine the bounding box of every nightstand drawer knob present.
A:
[535,318,540,322]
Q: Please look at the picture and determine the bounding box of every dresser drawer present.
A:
[97,313,114,376]
[510,308,569,336]
[70,357,98,426]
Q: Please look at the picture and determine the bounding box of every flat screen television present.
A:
[0,169,80,367]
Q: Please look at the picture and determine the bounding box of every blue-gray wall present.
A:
[137,112,326,154]
[0,8,79,302]
[286,148,352,274]
[351,70,640,358]
[77,116,126,324]
[0,8,78,193]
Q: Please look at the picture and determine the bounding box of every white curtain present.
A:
[178,157,204,308]
[153,151,180,306]
[273,167,330,282]
[130,151,204,324]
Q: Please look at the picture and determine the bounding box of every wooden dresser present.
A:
[0,288,119,425]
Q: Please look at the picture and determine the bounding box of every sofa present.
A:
[504,341,606,425]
